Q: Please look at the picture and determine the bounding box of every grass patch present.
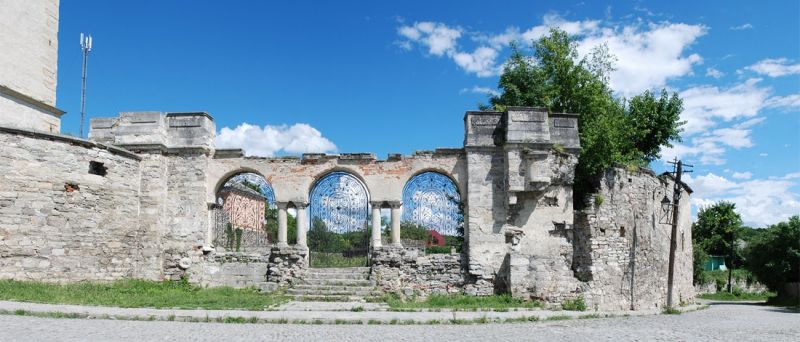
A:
[350,306,364,312]
[698,290,775,301]
[546,315,571,321]
[0,279,287,310]
[662,307,681,315]
[384,293,544,311]
[578,313,601,319]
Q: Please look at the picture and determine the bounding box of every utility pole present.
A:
[666,158,692,309]
[80,33,93,138]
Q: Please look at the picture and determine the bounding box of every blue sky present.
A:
[56,1,799,226]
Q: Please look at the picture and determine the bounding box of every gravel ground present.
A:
[0,302,796,341]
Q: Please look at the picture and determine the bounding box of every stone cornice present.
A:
[0,84,65,118]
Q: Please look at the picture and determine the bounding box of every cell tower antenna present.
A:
[79,33,93,138]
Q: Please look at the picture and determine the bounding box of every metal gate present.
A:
[308,172,370,267]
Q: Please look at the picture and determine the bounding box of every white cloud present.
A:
[678,78,770,135]
[744,58,800,77]
[396,15,706,92]
[663,78,791,167]
[576,22,706,96]
[216,123,337,157]
[460,86,500,96]
[730,23,753,30]
[759,152,768,157]
[731,171,752,180]
[397,22,462,56]
[705,67,724,79]
[765,94,800,110]
[685,172,800,227]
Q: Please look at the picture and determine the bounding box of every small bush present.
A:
[662,307,681,315]
[562,296,587,311]
[594,195,604,207]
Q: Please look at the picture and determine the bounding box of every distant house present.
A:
[218,183,266,231]
[704,255,727,271]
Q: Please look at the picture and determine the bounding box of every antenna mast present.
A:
[80,33,93,138]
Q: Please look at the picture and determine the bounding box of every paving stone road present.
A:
[0,302,796,341]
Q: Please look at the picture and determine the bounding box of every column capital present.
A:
[370,201,385,208]
[294,202,309,209]
[275,201,289,210]
[387,201,403,209]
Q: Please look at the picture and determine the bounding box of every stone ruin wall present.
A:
[0,127,144,281]
[0,108,695,310]
[573,167,695,310]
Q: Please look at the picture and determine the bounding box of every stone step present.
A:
[298,278,376,287]
[306,267,371,276]
[294,295,375,302]
[291,284,376,292]
[287,288,382,297]
[304,272,371,280]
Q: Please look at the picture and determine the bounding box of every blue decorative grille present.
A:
[402,171,462,236]
[309,172,369,234]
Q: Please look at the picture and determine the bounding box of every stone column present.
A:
[389,202,402,247]
[296,202,309,247]
[371,202,382,248]
[276,202,288,247]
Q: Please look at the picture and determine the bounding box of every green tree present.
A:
[692,201,742,291]
[484,28,684,199]
[744,216,800,295]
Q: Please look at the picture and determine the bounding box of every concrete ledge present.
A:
[0,300,708,325]
[0,125,141,160]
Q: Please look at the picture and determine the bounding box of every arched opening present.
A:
[308,171,370,267]
[212,172,277,252]
[401,171,464,253]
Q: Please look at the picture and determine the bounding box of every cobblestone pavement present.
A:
[0,302,797,342]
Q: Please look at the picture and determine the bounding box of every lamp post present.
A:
[79,33,93,138]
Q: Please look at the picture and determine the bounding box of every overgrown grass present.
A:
[0,279,287,310]
[309,252,367,268]
[384,293,544,311]
[698,290,775,301]
[662,307,681,315]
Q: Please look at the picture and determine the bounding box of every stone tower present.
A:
[0,0,63,133]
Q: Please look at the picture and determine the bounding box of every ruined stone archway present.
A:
[307,171,371,267]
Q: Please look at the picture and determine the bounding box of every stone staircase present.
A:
[287,267,381,301]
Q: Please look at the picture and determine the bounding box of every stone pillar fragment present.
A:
[296,203,308,247]
[277,202,288,247]
[371,202,382,248]
[389,202,402,247]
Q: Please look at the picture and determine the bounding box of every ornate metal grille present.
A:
[402,171,462,236]
[212,172,274,251]
[309,172,369,234]
[210,205,270,251]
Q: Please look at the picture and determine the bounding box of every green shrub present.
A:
[593,195,604,207]
[562,296,587,311]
